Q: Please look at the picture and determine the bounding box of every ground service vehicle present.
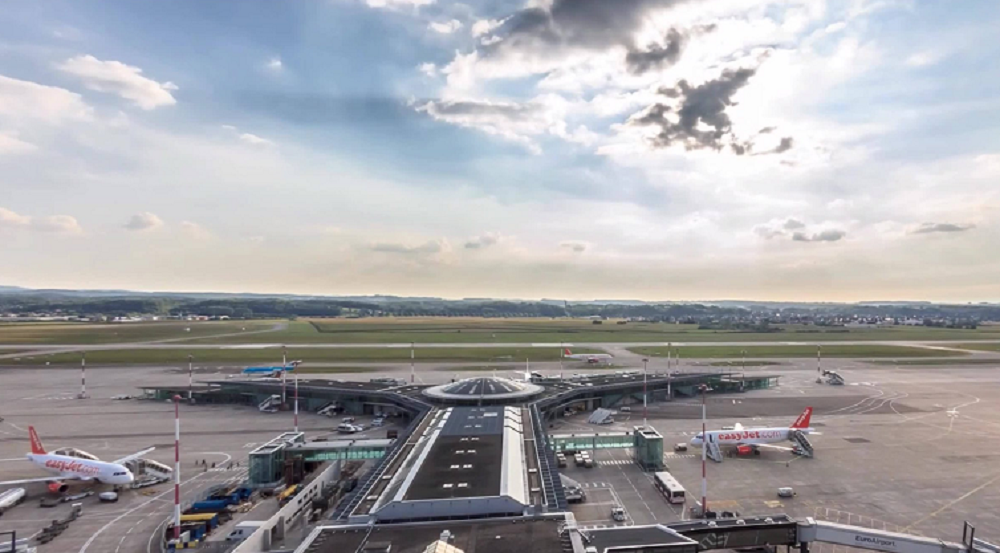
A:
[227,521,265,542]
[653,471,686,504]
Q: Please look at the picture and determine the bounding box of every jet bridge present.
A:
[796,518,998,553]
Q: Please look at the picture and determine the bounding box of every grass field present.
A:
[0,320,281,344]
[708,360,784,367]
[953,343,1000,352]
[628,344,968,358]
[871,358,1000,366]
[1,346,600,365]
[181,318,1000,345]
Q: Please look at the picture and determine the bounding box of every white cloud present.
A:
[56,55,177,110]
[123,212,164,231]
[366,0,433,8]
[471,19,503,37]
[370,238,450,255]
[0,207,82,234]
[266,57,283,71]
[180,220,212,239]
[239,133,276,147]
[0,74,93,124]
[429,20,462,34]
[418,63,437,77]
[464,232,505,249]
[0,133,37,155]
[905,51,941,67]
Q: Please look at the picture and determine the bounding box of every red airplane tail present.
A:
[790,407,813,429]
[28,426,46,455]
[563,348,572,356]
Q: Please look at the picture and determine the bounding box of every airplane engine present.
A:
[48,481,68,494]
[736,445,753,456]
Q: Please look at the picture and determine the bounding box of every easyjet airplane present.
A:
[0,426,154,493]
[689,407,819,462]
[563,348,614,364]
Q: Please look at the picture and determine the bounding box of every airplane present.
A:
[689,407,818,463]
[562,348,614,364]
[242,360,301,378]
[0,427,154,493]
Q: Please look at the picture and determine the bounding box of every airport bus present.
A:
[652,472,686,504]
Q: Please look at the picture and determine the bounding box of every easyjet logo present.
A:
[718,430,783,441]
[44,459,100,476]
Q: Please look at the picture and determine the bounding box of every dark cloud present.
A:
[783,218,805,230]
[758,126,776,134]
[774,137,794,153]
[626,29,684,74]
[486,0,685,56]
[464,233,501,249]
[560,240,588,253]
[417,99,539,121]
[630,67,756,151]
[792,229,846,242]
[912,223,976,234]
[754,226,784,240]
[371,240,446,254]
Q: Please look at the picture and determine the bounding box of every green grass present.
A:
[709,360,784,367]
[1,346,602,365]
[0,320,281,345]
[953,343,1000,352]
[628,344,968,358]
[870,358,1000,366]
[177,318,1000,345]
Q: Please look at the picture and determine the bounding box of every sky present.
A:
[1,0,999,302]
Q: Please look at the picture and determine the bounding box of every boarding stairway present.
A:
[258,394,282,413]
[317,402,338,417]
[790,430,814,458]
[706,436,724,463]
[822,370,845,385]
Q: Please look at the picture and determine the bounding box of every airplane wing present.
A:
[0,476,69,486]
[112,447,155,465]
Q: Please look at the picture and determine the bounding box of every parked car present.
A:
[611,506,626,522]
[777,487,796,498]
[619,406,631,413]
[99,492,119,503]
[674,443,688,452]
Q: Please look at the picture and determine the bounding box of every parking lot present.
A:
[554,362,1000,546]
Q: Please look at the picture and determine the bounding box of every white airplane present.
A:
[563,348,614,364]
[690,407,818,462]
[0,426,154,493]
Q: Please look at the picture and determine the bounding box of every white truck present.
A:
[226,521,266,542]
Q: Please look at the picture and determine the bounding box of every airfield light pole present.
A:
[281,345,287,405]
[79,352,87,399]
[642,358,648,428]
[410,342,415,384]
[742,349,746,372]
[293,374,299,434]
[700,384,708,516]
[817,345,822,373]
[172,395,182,542]
[667,343,672,371]
[559,342,564,379]
[187,355,193,401]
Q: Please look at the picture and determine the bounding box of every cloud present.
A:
[625,28,685,75]
[415,98,546,152]
[239,133,276,147]
[0,207,81,234]
[370,239,449,254]
[0,133,37,155]
[782,218,806,230]
[905,51,942,67]
[471,19,503,37]
[180,221,212,239]
[911,223,976,234]
[559,240,589,253]
[266,57,283,71]
[365,0,433,8]
[56,55,177,110]
[629,67,759,151]
[429,20,462,34]
[791,229,846,242]
[418,63,437,77]
[0,74,93,124]
[754,226,785,240]
[123,212,164,231]
[463,232,502,249]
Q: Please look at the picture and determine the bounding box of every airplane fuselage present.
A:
[26,453,134,485]
[691,426,815,447]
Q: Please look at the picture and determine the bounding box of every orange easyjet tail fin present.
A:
[790,407,812,429]
[28,426,46,455]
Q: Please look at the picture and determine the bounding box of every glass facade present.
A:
[551,433,635,452]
